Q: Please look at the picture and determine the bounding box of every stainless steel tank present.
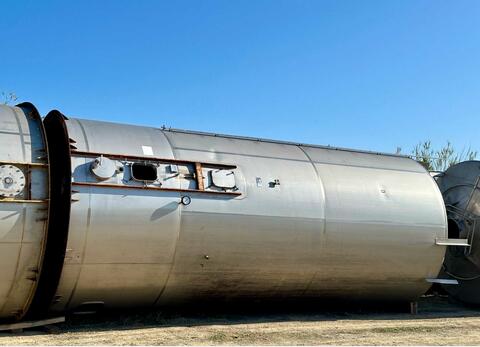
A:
[40,109,448,313]
[435,161,480,304]
[0,103,452,320]
[0,104,50,321]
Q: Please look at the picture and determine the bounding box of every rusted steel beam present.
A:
[71,181,241,196]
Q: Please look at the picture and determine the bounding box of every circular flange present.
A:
[0,165,25,198]
[91,157,116,180]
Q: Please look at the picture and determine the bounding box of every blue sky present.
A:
[1,0,479,154]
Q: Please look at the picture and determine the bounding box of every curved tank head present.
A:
[0,104,50,321]
[435,160,480,305]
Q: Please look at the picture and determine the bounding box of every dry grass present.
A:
[1,296,480,345]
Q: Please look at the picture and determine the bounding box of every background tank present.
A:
[0,104,50,321]
[435,160,480,304]
[42,109,448,313]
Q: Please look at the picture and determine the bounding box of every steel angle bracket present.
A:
[426,278,459,285]
[435,238,470,246]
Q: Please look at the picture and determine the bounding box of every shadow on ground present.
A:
[3,294,477,337]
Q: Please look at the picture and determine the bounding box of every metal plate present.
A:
[426,278,458,285]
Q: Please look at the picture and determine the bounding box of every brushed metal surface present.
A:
[0,104,49,320]
[49,116,447,312]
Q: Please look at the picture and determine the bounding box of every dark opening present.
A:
[448,218,460,239]
[25,110,71,319]
[131,163,157,181]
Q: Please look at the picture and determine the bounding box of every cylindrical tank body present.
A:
[0,104,50,321]
[40,110,448,313]
[435,160,480,305]
[0,104,452,320]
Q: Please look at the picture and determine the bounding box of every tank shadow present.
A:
[2,294,479,336]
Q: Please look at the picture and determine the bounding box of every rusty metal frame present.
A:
[71,181,241,196]
[71,150,241,196]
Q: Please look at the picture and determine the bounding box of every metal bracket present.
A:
[426,278,459,285]
[435,238,470,246]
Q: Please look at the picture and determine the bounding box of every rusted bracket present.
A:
[195,162,205,191]
[71,182,241,196]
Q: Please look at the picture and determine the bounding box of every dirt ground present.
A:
[1,295,480,345]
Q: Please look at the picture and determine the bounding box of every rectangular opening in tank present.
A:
[131,163,158,182]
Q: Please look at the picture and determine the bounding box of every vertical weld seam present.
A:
[297,145,327,297]
[65,204,91,309]
[74,120,90,152]
[152,129,181,306]
[65,121,91,310]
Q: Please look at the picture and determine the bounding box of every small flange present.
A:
[91,157,117,180]
[0,165,26,198]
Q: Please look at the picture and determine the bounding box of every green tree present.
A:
[1,92,17,105]
[412,141,477,172]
